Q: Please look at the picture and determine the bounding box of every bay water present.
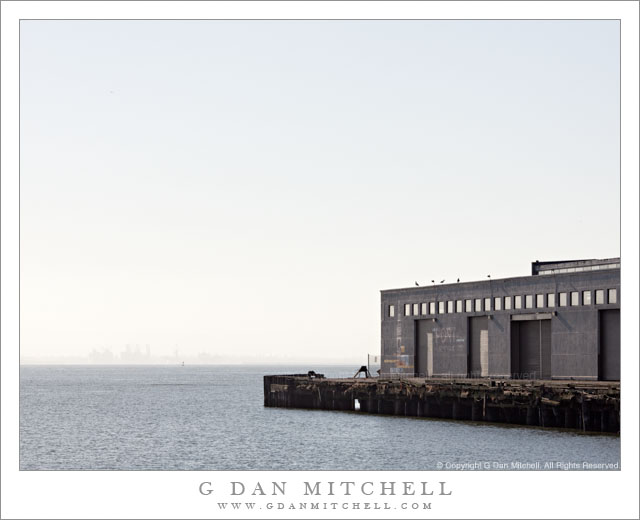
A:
[19,365,620,471]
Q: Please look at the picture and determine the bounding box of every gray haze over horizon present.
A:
[20,20,620,363]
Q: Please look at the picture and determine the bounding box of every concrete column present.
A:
[452,401,461,420]
[609,409,619,433]
[471,401,482,422]
[421,398,431,418]
[598,411,608,433]
[564,408,577,429]
[584,410,590,431]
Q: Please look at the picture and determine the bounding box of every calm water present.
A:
[20,365,620,471]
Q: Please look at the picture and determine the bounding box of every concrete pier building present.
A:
[380,258,620,381]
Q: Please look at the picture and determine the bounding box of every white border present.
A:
[2,2,638,519]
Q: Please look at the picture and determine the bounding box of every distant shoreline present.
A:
[19,361,363,366]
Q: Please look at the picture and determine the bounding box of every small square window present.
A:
[504,296,512,310]
[484,298,491,311]
[413,303,419,316]
[405,304,412,316]
[494,297,502,310]
[608,289,617,304]
[514,296,522,309]
[595,290,604,305]
[547,293,555,307]
[465,299,472,312]
[429,302,436,315]
[421,303,427,315]
[447,301,454,313]
[536,294,545,308]
[559,293,568,307]
[474,299,482,312]
[525,295,533,309]
[456,300,463,313]
[438,301,445,314]
[570,292,579,306]
[583,291,591,305]
[389,305,395,317]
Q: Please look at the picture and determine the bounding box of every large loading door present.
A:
[468,316,489,377]
[511,319,551,379]
[415,320,434,378]
[599,309,620,381]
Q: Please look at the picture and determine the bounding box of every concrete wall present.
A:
[381,268,620,380]
[488,313,510,377]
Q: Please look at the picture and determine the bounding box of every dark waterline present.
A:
[20,365,620,471]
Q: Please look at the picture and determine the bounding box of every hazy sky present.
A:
[20,20,620,361]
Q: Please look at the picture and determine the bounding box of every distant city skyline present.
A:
[21,344,364,366]
[20,20,620,363]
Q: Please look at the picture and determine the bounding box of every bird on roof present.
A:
[415,281,419,286]
[440,279,445,283]
[431,280,435,284]
[457,278,460,282]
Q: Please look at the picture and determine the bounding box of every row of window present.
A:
[388,289,618,318]
[538,263,620,275]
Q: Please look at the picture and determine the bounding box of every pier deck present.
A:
[264,375,620,433]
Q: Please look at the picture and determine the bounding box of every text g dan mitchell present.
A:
[199,481,453,497]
